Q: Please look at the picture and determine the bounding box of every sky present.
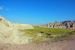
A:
[0,0,75,24]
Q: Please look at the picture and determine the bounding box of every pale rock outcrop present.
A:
[14,24,34,30]
[0,16,34,44]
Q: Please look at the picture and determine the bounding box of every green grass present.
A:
[20,26,75,43]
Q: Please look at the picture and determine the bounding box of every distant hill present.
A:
[39,20,75,29]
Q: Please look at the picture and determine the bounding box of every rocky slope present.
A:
[0,16,34,44]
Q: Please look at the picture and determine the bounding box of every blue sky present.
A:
[0,0,75,24]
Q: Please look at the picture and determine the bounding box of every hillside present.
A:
[0,16,75,44]
[0,16,34,44]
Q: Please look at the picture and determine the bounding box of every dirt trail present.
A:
[0,36,75,50]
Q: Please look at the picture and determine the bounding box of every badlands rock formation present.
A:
[0,16,34,44]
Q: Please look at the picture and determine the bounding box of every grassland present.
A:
[20,26,75,43]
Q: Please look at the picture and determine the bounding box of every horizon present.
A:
[0,0,75,24]
[0,16,75,26]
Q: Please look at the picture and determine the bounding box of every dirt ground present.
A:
[0,37,75,50]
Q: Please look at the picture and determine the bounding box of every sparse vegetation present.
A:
[20,26,75,43]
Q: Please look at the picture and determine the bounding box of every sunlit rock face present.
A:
[0,16,34,44]
[0,17,13,27]
[14,24,34,30]
[0,17,13,42]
